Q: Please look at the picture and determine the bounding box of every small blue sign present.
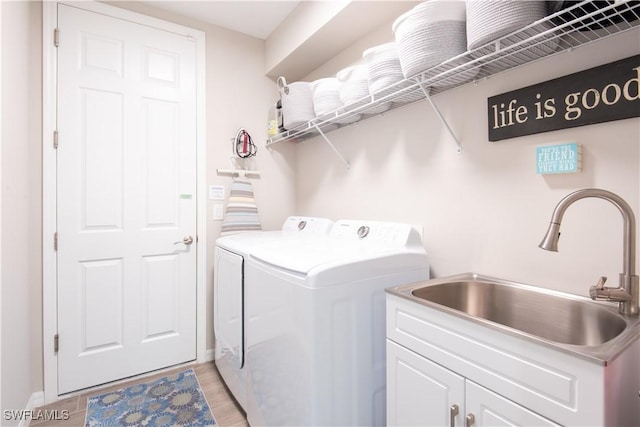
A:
[536,143,582,174]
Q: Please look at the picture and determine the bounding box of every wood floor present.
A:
[31,362,248,427]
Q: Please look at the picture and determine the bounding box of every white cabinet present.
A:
[465,382,557,427]
[387,339,464,426]
[387,340,558,427]
[386,294,640,427]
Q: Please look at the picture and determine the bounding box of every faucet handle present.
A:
[589,276,607,300]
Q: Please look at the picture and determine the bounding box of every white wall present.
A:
[296,28,640,299]
[265,0,350,76]
[1,0,43,421]
[0,0,4,416]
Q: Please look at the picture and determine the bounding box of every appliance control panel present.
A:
[282,216,333,235]
[330,220,420,247]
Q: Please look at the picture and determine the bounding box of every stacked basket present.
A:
[363,43,422,106]
[311,78,342,118]
[273,0,564,135]
[466,0,558,59]
[277,77,315,131]
[337,65,368,119]
[393,0,467,79]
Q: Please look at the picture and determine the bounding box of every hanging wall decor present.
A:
[488,55,640,141]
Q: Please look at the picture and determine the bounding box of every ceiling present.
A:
[139,1,301,39]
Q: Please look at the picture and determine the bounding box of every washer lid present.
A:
[250,239,398,275]
[216,230,284,254]
[216,216,333,254]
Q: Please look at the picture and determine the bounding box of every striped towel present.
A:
[220,178,262,235]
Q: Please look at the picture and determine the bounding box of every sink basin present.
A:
[387,273,640,363]
[411,280,626,346]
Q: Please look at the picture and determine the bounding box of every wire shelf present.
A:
[267,0,640,146]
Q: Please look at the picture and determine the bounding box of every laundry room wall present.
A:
[105,1,297,352]
[1,0,43,420]
[294,25,640,298]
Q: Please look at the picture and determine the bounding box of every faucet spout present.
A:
[539,188,639,316]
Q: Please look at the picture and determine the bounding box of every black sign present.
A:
[488,55,640,141]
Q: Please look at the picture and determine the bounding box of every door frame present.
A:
[42,0,207,403]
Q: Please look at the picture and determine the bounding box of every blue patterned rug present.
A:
[85,368,216,427]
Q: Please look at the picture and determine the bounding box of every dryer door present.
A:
[214,247,244,369]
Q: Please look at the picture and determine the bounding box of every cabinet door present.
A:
[387,340,465,427]
[465,381,560,427]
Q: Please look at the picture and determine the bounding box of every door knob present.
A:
[174,236,194,245]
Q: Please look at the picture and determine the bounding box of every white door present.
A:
[56,4,197,394]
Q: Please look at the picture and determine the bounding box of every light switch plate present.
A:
[213,202,224,221]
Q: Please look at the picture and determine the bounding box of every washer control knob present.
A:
[357,225,370,239]
[298,220,307,230]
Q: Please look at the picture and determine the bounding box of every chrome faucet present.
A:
[539,188,639,317]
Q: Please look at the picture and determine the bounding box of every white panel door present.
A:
[57,4,197,394]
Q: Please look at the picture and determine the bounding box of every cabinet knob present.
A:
[450,404,459,427]
[466,413,475,427]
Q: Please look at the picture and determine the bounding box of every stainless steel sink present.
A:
[411,280,626,346]
[388,273,640,363]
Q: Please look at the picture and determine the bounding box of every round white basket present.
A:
[277,77,315,130]
[337,64,390,116]
[466,0,549,50]
[312,77,361,125]
[363,43,422,105]
[393,0,467,79]
[335,66,365,121]
[363,43,404,93]
[312,78,341,117]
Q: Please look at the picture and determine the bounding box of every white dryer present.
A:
[244,220,429,426]
[214,216,333,411]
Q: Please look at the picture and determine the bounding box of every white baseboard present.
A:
[205,348,215,362]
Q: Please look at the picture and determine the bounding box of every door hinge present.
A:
[54,28,59,47]
[54,334,59,354]
[54,232,58,251]
[53,130,59,149]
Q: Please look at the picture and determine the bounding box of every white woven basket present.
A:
[312,78,341,117]
[337,65,390,115]
[466,0,548,50]
[277,77,315,130]
[393,0,467,78]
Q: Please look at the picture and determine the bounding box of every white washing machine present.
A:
[214,216,333,411]
[244,220,429,426]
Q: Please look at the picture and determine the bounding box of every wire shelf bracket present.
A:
[313,123,350,169]
[417,83,461,153]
